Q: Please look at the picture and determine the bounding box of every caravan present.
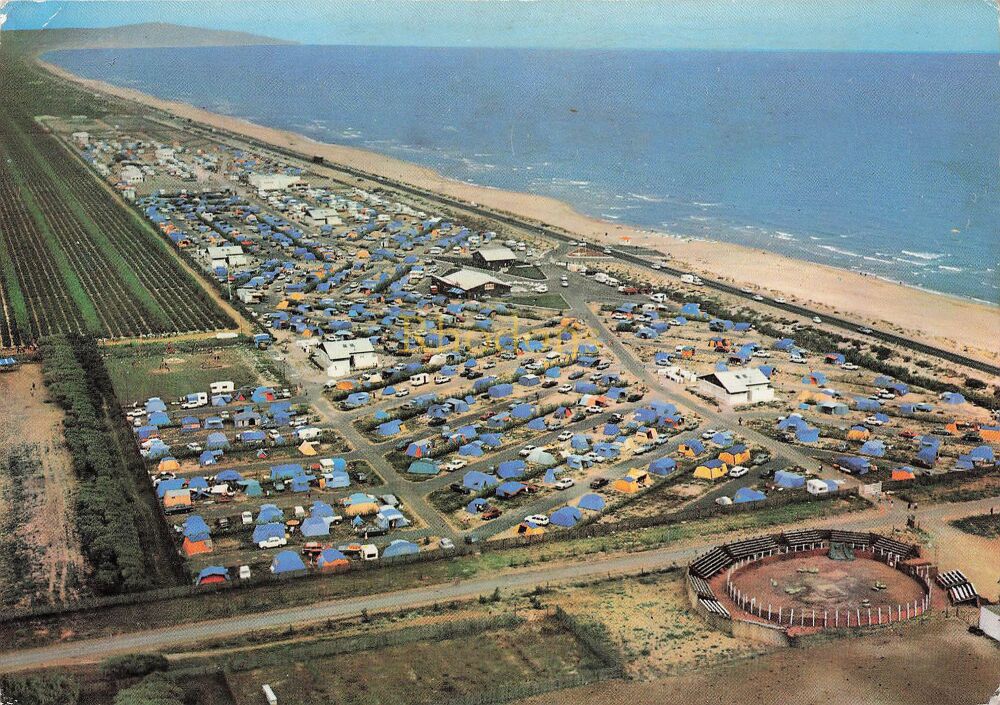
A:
[210,380,235,395]
[181,392,208,409]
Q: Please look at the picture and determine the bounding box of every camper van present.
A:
[181,392,208,409]
[680,274,696,284]
[410,373,429,387]
[210,380,235,395]
[649,292,667,304]
[295,427,322,441]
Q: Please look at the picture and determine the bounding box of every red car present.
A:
[481,508,502,520]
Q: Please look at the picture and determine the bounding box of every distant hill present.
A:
[11,22,295,54]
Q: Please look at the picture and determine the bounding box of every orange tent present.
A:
[182,537,213,556]
[891,469,915,481]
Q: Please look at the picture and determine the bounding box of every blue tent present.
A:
[156,478,185,498]
[300,516,330,537]
[496,481,526,498]
[383,540,419,558]
[195,566,228,584]
[182,515,211,541]
[578,494,605,512]
[466,497,489,514]
[859,440,886,457]
[836,456,870,475]
[408,460,439,475]
[257,504,284,524]
[216,469,243,482]
[463,471,499,491]
[310,501,335,518]
[734,487,767,503]
[526,417,546,431]
[377,419,403,437]
[774,470,806,488]
[648,457,677,475]
[271,550,306,574]
[317,549,348,569]
[205,432,229,450]
[497,459,526,479]
[550,506,582,527]
[941,392,965,405]
[459,442,485,457]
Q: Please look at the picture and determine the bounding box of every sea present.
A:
[45,45,1000,303]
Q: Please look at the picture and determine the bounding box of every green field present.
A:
[104,347,261,404]
[950,512,1000,538]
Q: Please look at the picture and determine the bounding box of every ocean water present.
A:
[45,46,1000,302]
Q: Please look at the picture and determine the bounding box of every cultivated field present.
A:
[0,42,235,346]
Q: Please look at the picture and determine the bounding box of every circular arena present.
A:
[688,529,933,634]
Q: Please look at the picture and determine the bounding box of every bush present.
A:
[113,673,183,705]
[0,673,81,705]
[100,652,170,680]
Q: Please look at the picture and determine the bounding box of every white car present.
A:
[534,285,549,293]
[553,478,576,490]
[186,442,203,452]
[561,281,569,287]
[258,536,287,550]
[753,350,771,358]
[558,384,573,393]
[557,431,574,442]
[482,360,496,369]
[753,295,764,301]
[864,415,885,426]
[434,375,450,384]
[701,429,718,440]
[524,514,550,526]
[715,496,734,506]
[603,248,612,255]
[446,459,468,471]
[439,538,455,550]
[740,288,752,294]
[812,316,822,324]
[841,363,859,371]
[586,405,602,414]
[789,355,807,364]
[728,466,749,478]
[652,263,662,270]
[395,388,410,397]
[774,297,787,304]
[518,445,537,457]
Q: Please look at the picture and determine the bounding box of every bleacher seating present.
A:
[782,529,828,547]
[688,574,715,599]
[699,598,731,618]
[725,535,779,560]
[872,535,917,558]
[689,546,732,579]
[829,530,872,546]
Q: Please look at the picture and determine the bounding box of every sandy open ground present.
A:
[38,60,999,362]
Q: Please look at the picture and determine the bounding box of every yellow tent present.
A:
[613,469,651,494]
[298,441,318,456]
[275,299,290,311]
[158,458,180,473]
[288,292,306,302]
[516,522,545,536]
[693,460,728,480]
[719,448,750,466]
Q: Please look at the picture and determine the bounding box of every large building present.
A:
[697,369,774,406]
[248,173,301,192]
[472,245,517,270]
[431,269,511,299]
[305,207,343,227]
[980,604,1000,644]
[319,339,379,378]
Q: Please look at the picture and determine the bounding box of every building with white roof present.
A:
[431,269,511,299]
[319,339,379,378]
[697,368,774,406]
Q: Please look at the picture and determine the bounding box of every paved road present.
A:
[4,495,994,673]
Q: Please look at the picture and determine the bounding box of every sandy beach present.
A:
[38,59,999,364]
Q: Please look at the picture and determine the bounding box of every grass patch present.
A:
[950,513,1000,538]
[104,347,259,403]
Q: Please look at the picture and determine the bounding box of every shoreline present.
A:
[37,57,999,362]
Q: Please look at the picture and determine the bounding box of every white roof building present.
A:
[431,269,511,298]
[319,339,379,378]
[697,369,774,406]
[248,173,301,192]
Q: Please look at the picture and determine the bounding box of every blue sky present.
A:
[3,0,998,52]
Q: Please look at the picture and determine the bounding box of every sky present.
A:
[1,0,998,52]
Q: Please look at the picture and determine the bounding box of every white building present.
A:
[319,339,379,378]
[248,173,301,192]
[697,369,774,406]
[154,147,175,161]
[120,165,144,184]
[305,207,343,227]
[71,131,90,146]
[205,245,249,270]
[979,605,1000,643]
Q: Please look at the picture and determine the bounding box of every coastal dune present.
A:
[37,57,999,363]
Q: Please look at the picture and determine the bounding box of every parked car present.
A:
[557,431,574,441]
[524,514,550,526]
[449,482,470,494]
[553,478,575,490]
[481,507,502,520]
[395,388,410,397]
[434,375,450,384]
[439,538,455,550]
[840,362,859,371]
[446,459,468,472]
[728,466,749,478]
[558,384,573,393]
[589,477,609,489]
[258,535,287,550]
[518,445,537,457]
